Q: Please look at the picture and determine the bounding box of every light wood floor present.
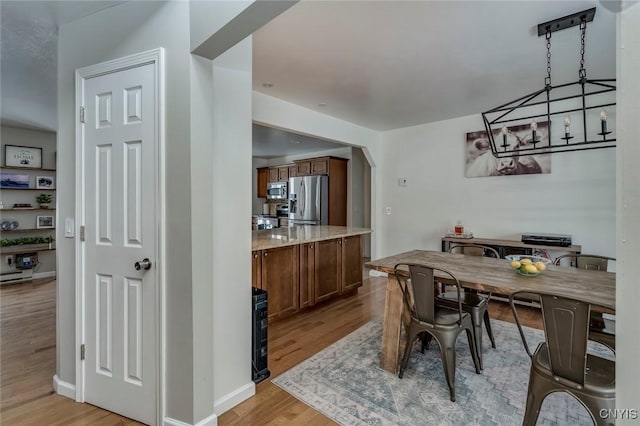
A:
[0,275,542,425]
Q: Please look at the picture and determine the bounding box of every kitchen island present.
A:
[252,225,372,321]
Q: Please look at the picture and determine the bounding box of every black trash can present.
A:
[252,287,270,383]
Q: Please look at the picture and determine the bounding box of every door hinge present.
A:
[79,106,85,123]
[80,226,85,242]
[80,344,86,360]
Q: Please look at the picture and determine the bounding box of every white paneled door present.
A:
[80,59,158,425]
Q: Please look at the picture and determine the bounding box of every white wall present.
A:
[1,126,57,277]
[189,53,216,423]
[210,36,255,414]
[58,1,195,422]
[616,2,640,417]
[378,114,616,259]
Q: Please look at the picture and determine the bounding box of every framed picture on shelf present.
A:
[4,145,43,168]
[36,215,55,229]
[0,172,30,188]
[36,176,55,189]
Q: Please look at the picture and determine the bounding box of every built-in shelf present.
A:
[1,244,56,254]
[1,166,56,172]
[0,187,55,191]
[0,208,56,211]
[0,228,56,233]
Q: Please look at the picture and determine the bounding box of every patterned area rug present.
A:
[272,318,613,426]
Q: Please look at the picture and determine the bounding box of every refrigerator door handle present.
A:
[300,179,306,217]
[315,177,321,220]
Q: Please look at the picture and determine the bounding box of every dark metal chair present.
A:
[554,254,616,352]
[509,290,615,426]
[394,263,481,402]
[436,244,498,369]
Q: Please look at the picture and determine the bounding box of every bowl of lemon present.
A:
[505,255,552,276]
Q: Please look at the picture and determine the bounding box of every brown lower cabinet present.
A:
[252,235,363,322]
[299,243,315,309]
[342,235,364,292]
[252,245,300,321]
[314,238,342,303]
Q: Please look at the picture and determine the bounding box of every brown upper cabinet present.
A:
[257,167,268,198]
[268,167,279,183]
[295,161,311,176]
[310,158,328,175]
[266,165,292,183]
[278,166,289,182]
[295,157,329,176]
[288,164,297,178]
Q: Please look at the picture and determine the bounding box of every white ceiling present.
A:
[0,0,125,131]
[253,0,617,131]
[1,0,618,154]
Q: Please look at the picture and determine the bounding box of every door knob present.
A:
[135,258,152,271]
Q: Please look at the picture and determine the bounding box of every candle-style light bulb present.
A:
[600,110,608,134]
[600,110,607,121]
[564,116,571,136]
[531,120,538,142]
[501,126,508,148]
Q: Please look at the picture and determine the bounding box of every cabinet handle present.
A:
[338,240,342,245]
[253,253,258,258]
[310,244,313,249]
[264,252,268,257]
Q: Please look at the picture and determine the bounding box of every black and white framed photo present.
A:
[36,175,55,189]
[4,145,43,169]
[465,122,551,178]
[36,215,55,229]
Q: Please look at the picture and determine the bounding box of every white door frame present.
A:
[74,48,166,424]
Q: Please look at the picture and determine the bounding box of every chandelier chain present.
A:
[545,30,552,86]
[579,20,587,79]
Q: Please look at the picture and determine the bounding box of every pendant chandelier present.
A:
[482,8,615,158]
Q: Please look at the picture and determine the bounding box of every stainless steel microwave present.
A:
[266,182,288,200]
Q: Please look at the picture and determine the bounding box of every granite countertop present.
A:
[252,225,372,251]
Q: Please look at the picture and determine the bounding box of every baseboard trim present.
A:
[53,374,76,400]
[164,412,217,426]
[34,271,57,279]
[214,381,255,415]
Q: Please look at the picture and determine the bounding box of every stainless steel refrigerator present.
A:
[288,175,328,225]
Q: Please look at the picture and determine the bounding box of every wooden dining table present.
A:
[365,250,616,373]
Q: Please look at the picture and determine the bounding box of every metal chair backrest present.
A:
[448,244,499,258]
[394,263,464,325]
[510,290,596,386]
[553,254,615,271]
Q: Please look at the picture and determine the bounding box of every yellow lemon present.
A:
[525,264,538,274]
[521,258,533,265]
[510,260,521,269]
[534,261,546,271]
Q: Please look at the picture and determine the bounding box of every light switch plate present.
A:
[65,218,75,238]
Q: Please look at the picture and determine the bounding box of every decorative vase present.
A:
[40,203,50,209]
